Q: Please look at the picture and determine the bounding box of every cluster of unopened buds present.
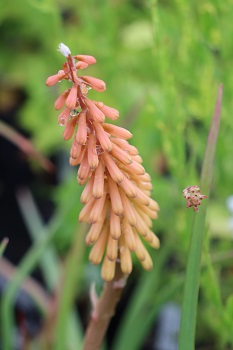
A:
[183,186,207,212]
[46,43,160,281]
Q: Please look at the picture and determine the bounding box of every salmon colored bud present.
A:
[106,235,118,261]
[63,117,77,140]
[90,193,107,223]
[80,176,94,204]
[120,236,133,275]
[108,176,124,216]
[110,210,121,239]
[81,76,106,92]
[111,138,139,155]
[110,143,132,165]
[141,250,153,270]
[101,257,116,283]
[74,54,97,65]
[54,90,69,110]
[93,159,105,199]
[102,152,123,183]
[66,85,78,109]
[89,224,108,265]
[88,134,99,170]
[118,175,137,198]
[79,197,96,223]
[75,61,89,69]
[119,189,137,226]
[93,122,112,152]
[94,102,119,120]
[76,112,87,145]
[58,107,71,126]
[84,98,105,123]
[122,219,136,251]
[78,151,91,181]
[46,71,66,86]
[102,123,132,140]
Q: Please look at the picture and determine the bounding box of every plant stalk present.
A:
[83,263,126,350]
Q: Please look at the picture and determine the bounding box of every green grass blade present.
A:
[0,237,9,257]
[178,84,223,350]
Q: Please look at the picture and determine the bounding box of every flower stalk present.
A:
[83,263,126,350]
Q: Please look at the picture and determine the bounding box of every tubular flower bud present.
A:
[46,43,160,281]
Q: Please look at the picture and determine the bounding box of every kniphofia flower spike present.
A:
[46,43,160,281]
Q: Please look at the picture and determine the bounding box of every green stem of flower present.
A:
[178,84,223,350]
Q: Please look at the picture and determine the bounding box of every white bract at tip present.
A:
[58,43,71,57]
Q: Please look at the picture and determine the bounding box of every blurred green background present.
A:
[1,0,233,349]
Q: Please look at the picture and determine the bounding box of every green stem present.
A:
[178,84,223,350]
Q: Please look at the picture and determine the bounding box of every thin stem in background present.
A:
[0,237,9,257]
[54,224,86,350]
[0,120,54,173]
[178,84,223,350]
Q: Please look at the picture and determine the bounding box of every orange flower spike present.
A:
[76,112,87,145]
[87,134,99,170]
[46,43,160,281]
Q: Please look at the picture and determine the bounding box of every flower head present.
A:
[183,185,207,212]
[46,44,160,281]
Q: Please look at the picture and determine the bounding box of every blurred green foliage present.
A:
[1,0,233,348]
